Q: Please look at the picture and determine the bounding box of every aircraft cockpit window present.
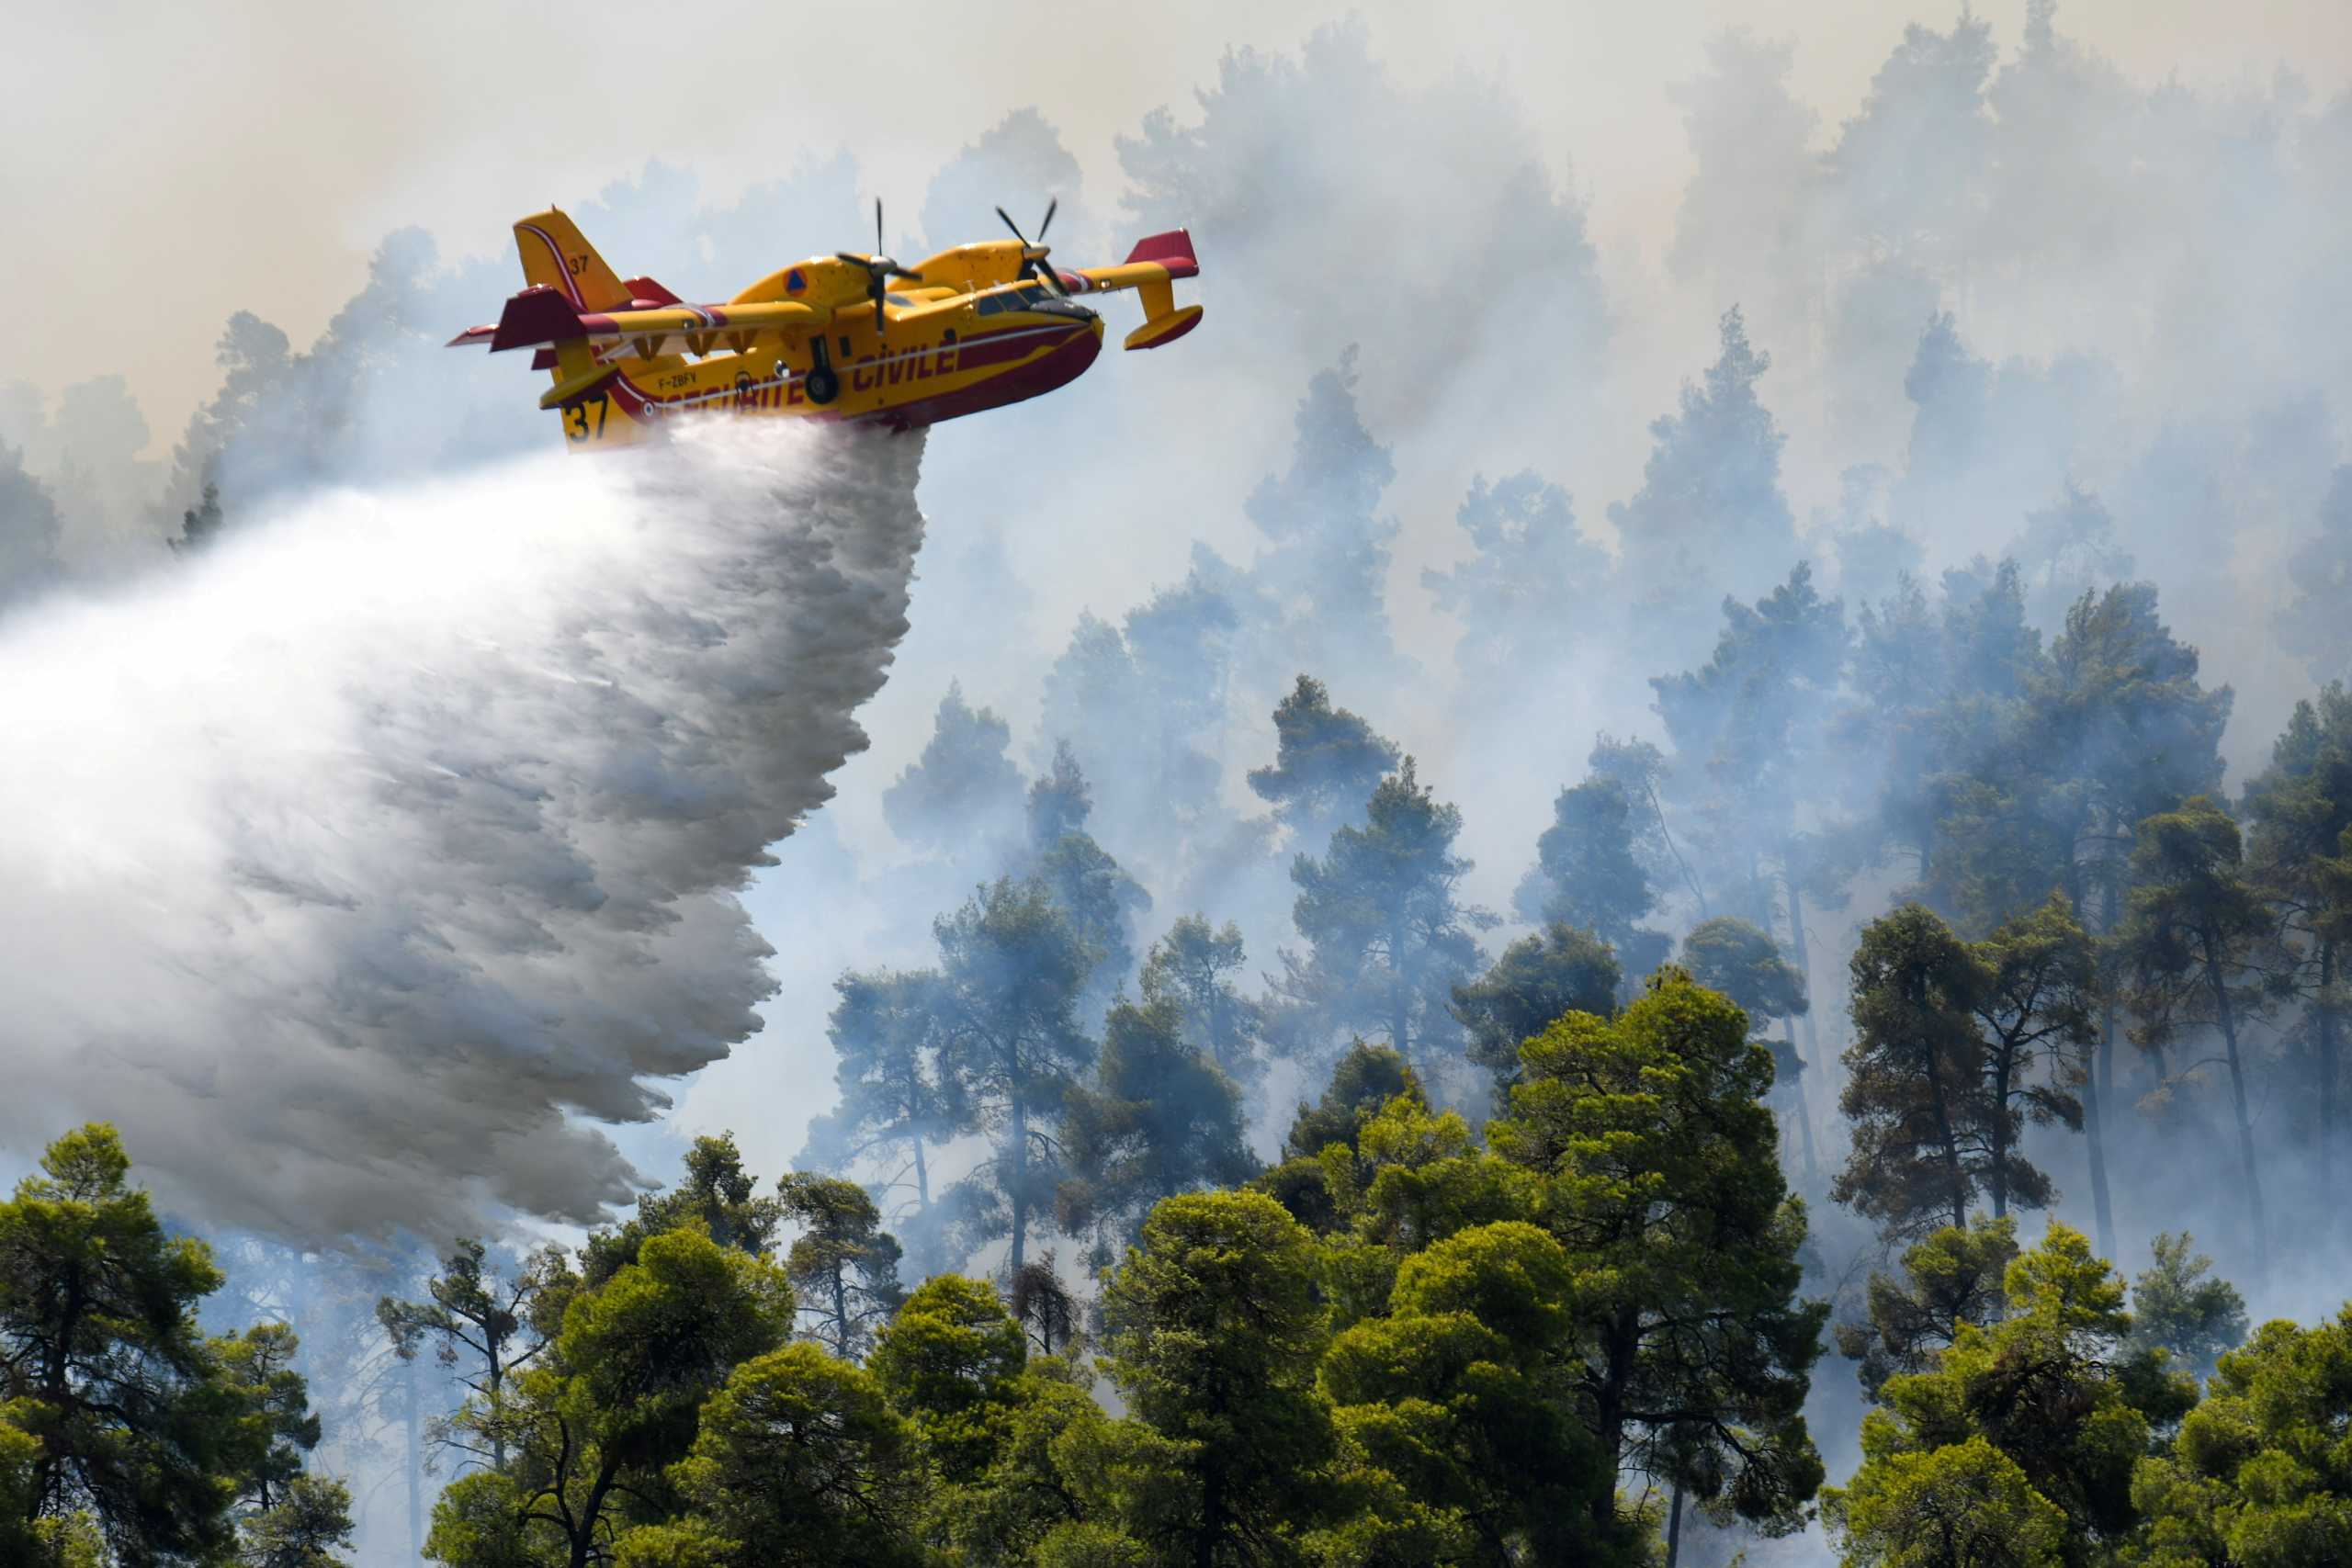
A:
[977,291,1015,316]
[1017,284,1052,305]
[886,293,914,307]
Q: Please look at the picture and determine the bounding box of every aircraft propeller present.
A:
[995,200,1069,297]
[837,199,922,336]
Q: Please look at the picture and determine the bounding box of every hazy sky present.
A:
[6,0,2347,458]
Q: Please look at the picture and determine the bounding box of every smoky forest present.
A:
[8,4,2352,1565]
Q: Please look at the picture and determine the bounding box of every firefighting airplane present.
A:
[448,199,1201,446]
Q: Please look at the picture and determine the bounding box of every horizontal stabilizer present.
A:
[491,286,585,352]
[622,275,681,307]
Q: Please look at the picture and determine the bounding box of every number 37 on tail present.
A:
[447,199,1203,447]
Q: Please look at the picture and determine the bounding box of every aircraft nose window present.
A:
[977,292,1014,316]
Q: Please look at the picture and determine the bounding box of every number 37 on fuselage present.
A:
[447,199,1204,448]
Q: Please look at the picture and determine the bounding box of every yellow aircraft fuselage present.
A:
[449,209,1203,450]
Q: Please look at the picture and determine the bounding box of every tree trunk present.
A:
[2082,1038,2116,1263]
[1590,1307,1640,1531]
[29,1271,81,1517]
[2087,869,2121,1261]
[1197,1463,1222,1568]
[1390,919,1411,1063]
[405,1353,424,1563]
[1920,1021,1969,1230]
[832,1265,852,1359]
[1010,1087,1030,1274]
[1782,1015,1818,1182]
[1989,1048,2013,1219]
[569,1460,620,1568]
[2208,953,2270,1276]
[488,1352,505,1473]
[2320,939,2338,1198]
[1785,877,1826,1133]
[912,1132,931,1211]
[1666,1476,1685,1568]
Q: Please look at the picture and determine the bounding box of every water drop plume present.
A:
[0,419,928,1241]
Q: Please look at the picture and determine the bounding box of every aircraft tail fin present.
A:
[512,209,631,312]
[1119,229,1203,350]
[1124,229,1199,278]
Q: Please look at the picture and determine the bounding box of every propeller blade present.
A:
[1037,197,1057,243]
[895,268,923,283]
[874,294,886,336]
[836,252,871,266]
[876,198,885,257]
[996,205,1028,245]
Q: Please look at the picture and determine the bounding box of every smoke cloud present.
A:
[0,421,926,1240]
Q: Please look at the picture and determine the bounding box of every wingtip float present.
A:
[447,200,1204,448]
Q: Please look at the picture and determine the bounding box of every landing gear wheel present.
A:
[806,367,841,405]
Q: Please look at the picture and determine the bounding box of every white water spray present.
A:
[0,421,927,1239]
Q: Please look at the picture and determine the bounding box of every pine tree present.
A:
[882,683,1025,857]
[643,1345,925,1567]
[1610,306,1799,644]
[1097,1192,1335,1564]
[798,969,969,1255]
[431,1228,795,1568]
[2118,796,2278,1277]
[0,1128,326,1561]
[1246,673,1400,851]
[1489,971,1826,1542]
[1056,994,1255,1258]
[376,1237,567,1474]
[1680,915,1815,1172]
[1138,916,1268,1085]
[581,1132,784,1288]
[932,879,1098,1273]
[1824,1224,2194,1562]
[1275,758,1496,1077]
[2126,1232,2247,1382]
[1022,748,1152,1021]
[775,1174,905,1360]
[1512,775,1671,984]
[175,480,225,551]
[2241,682,2352,1201]
[1421,470,1611,694]
[1245,349,1405,682]
[1834,1215,2020,1400]
[1968,894,2098,1219]
[1835,905,1997,1239]
[1453,923,1623,1089]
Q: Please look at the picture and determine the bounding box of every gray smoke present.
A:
[0,419,926,1240]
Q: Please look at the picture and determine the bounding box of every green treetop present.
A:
[581,1133,784,1289]
[1826,1223,2196,1567]
[1098,1190,1335,1566]
[2128,1306,2352,1566]
[0,1123,246,1562]
[426,1226,794,1568]
[775,1174,905,1361]
[1489,970,1827,1542]
[1451,921,1621,1090]
[2125,1233,2247,1384]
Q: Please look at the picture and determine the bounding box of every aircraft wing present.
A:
[447,286,830,358]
